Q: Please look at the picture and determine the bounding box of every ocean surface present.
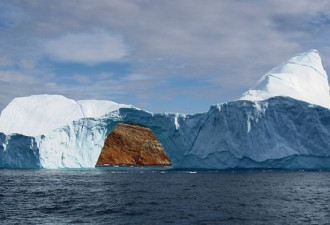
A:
[1,168,330,225]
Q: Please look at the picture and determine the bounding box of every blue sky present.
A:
[0,0,330,113]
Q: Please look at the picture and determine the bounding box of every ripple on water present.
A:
[1,169,330,224]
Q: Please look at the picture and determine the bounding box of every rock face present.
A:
[96,123,171,166]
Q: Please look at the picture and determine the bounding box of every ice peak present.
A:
[240,49,330,109]
[285,49,326,77]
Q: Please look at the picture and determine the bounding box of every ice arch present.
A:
[96,122,171,166]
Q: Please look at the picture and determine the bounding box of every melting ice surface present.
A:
[1,49,330,169]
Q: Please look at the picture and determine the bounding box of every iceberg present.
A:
[1,49,330,169]
[240,49,330,109]
[0,94,133,136]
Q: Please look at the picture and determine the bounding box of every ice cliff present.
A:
[1,49,330,169]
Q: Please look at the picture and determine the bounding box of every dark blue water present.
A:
[1,168,330,224]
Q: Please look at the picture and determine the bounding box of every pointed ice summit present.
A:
[240,49,330,109]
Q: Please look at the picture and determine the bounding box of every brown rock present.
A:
[96,123,171,166]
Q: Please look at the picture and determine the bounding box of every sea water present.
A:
[1,168,329,224]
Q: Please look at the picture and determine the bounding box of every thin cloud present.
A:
[41,30,128,64]
[123,73,151,81]
[0,70,36,84]
[72,75,91,84]
[0,56,11,67]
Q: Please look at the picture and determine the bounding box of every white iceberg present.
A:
[1,49,330,169]
[241,49,330,109]
[0,94,133,136]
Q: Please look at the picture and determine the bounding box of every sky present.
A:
[0,0,330,113]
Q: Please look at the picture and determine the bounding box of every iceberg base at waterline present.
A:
[1,97,330,169]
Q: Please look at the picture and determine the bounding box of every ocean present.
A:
[1,168,329,224]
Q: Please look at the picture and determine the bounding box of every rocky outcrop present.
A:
[96,123,171,166]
